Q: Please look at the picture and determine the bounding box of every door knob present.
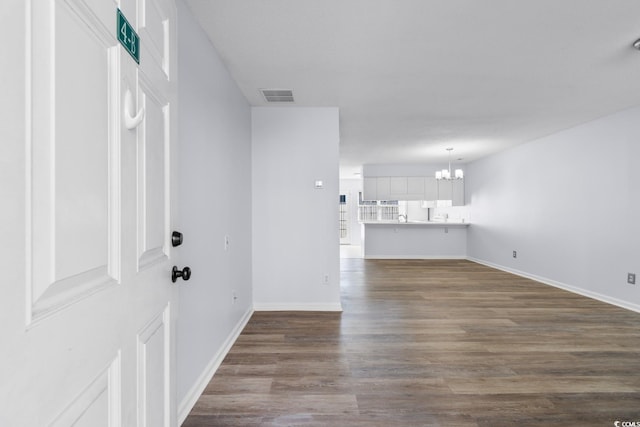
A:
[171,266,191,283]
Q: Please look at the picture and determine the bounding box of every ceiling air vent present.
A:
[260,89,295,103]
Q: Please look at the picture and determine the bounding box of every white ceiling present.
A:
[184,0,640,177]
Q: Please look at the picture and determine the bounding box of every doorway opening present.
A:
[338,189,363,259]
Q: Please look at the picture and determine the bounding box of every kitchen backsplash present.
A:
[400,201,470,222]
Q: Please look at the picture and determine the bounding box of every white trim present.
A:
[50,353,122,427]
[252,302,343,312]
[177,307,253,425]
[467,257,640,314]
[364,255,467,260]
[136,305,171,427]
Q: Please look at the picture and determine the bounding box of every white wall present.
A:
[363,163,448,177]
[467,106,640,311]
[252,107,341,311]
[176,1,253,419]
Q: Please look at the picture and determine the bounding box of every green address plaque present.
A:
[117,9,139,64]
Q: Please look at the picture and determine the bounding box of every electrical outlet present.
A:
[513,250,517,258]
[628,273,636,285]
[224,235,229,251]
[323,274,329,286]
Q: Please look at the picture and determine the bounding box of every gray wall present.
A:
[467,106,640,310]
[176,0,253,416]
[252,107,341,310]
[363,163,447,177]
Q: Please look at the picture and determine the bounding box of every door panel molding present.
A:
[137,305,171,427]
[49,352,122,427]
[26,0,121,325]
[139,0,170,78]
[136,74,170,271]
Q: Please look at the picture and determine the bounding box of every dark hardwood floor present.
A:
[183,259,640,426]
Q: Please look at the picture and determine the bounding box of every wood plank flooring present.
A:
[183,259,640,426]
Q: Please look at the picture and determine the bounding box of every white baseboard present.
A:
[364,255,467,260]
[467,257,640,314]
[252,302,343,312]
[177,307,253,425]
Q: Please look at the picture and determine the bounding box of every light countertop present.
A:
[360,220,469,226]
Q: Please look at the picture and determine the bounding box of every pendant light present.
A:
[435,147,463,180]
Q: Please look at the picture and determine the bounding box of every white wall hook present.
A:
[124,88,144,130]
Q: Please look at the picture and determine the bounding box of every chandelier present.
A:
[435,148,463,180]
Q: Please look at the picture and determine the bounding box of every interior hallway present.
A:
[183,259,640,426]
[340,245,363,259]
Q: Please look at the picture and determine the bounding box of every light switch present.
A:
[315,180,324,189]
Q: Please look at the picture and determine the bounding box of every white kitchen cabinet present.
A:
[363,176,410,201]
[452,179,464,206]
[406,177,425,200]
[424,177,437,201]
[437,179,453,201]
[376,177,391,200]
[437,179,465,206]
[390,176,429,201]
[389,177,408,198]
[363,175,463,203]
[390,176,428,201]
[363,177,377,200]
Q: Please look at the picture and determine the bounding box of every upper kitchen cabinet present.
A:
[362,173,464,205]
[376,177,391,200]
[437,179,452,201]
[406,177,425,200]
[389,177,408,197]
[437,179,465,206]
[363,177,392,200]
[363,177,377,200]
[452,179,464,206]
[424,177,438,200]
[388,177,427,200]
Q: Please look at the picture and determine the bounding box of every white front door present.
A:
[0,0,179,425]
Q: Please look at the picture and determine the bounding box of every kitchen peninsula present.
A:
[361,220,469,259]
[358,163,470,259]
